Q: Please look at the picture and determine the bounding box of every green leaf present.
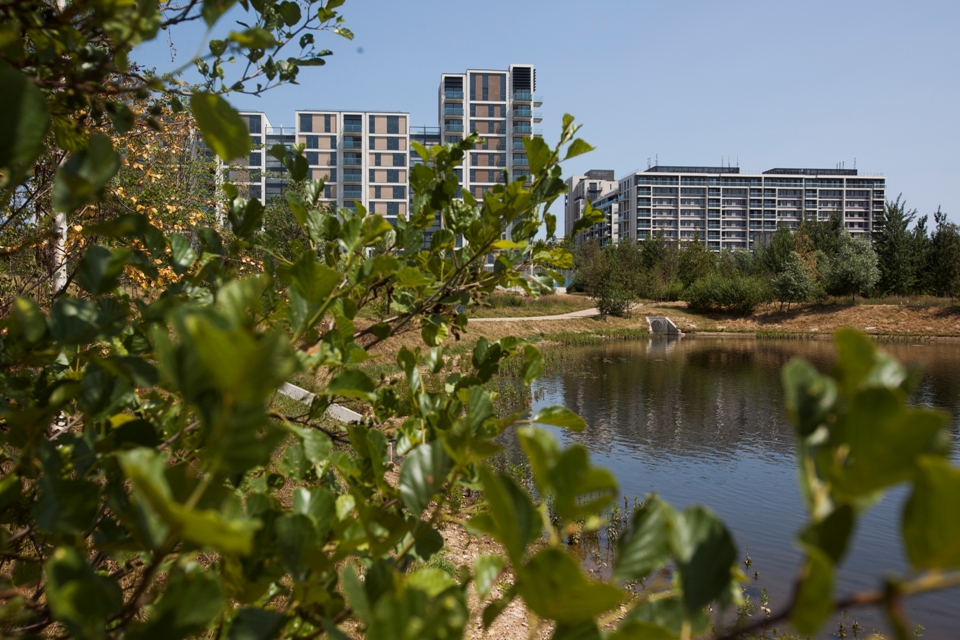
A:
[781,359,837,437]
[129,564,223,638]
[341,564,371,625]
[798,504,855,564]
[396,266,435,288]
[227,608,287,640]
[532,405,586,432]
[407,567,457,598]
[614,494,677,582]
[522,136,553,175]
[399,440,451,514]
[474,554,504,600]
[326,369,376,401]
[53,133,121,213]
[790,547,834,635]
[33,476,100,535]
[76,245,130,295]
[278,252,340,333]
[469,467,542,563]
[563,138,595,161]
[361,214,393,245]
[619,597,707,638]
[903,457,960,569]
[11,297,46,343]
[169,233,197,275]
[515,548,623,625]
[45,547,124,640]
[202,0,238,27]
[190,92,250,162]
[276,1,302,26]
[0,68,50,186]
[608,620,677,640]
[553,621,604,640]
[570,202,604,237]
[421,315,449,347]
[670,506,737,613]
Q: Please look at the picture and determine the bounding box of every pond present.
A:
[525,336,960,639]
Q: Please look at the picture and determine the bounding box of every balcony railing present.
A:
[534,112,543,122]
[444,90,464,99]
[444,107,464,116]
[514,107,532,117]
[343,124,362,133]
[513,157,529,166]
[445,123,464,132]
[513,124,532,133]
[513,90,532,101]
[342,170,362,183]
[534,95,542,106]
[343,154,362,166]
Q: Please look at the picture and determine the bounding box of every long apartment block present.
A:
[569,166,886,251]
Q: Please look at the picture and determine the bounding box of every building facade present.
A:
[570,166,885,251]
[438,65,541,202]
[564,170,618,242]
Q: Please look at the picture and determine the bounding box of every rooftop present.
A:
[763,168,858,176]
[644,165,741,174]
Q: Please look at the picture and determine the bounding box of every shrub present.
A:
[685,273,769,315]
[772,251,813,309]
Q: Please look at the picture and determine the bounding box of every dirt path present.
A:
[470,307,601,322]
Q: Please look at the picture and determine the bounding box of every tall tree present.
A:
[757,224,794,275]
[927,207,960,302]
[875,195,919,295]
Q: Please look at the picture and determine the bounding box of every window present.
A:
[369,115,376,133]
[444,136,460,143]
[374,153,381,167]
[386,170,400,183]
[248,152,261,167]
[328,169,337,182]
[393,153,405,167]
[344,115,362,132]
[249,184,262,200]
[387,116,400,134]
[324,185,334,198]
[374,186,381,198]
[299,114,312,132]
[247,115,262,133]
[306,136,319,149]
[369,169,376,182]
[387,202,400,217]
[343,185,362,198]
[393,186,405,199]
[324,114,333,132]
[306,152,319,165]
[386,138,399,151]
[470,104,477,117]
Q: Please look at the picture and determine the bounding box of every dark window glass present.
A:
[393,186,405,199]
[369,169,375,182]
[374,153,381,167]
[249,184,262,200]
[393,153,405,166]
[387,202,400,217]
[324,114,332,132]
[248,152,261,166]
[386,138,399,151]
[328,169,337,182]
[344,115,362,132]
[306,135,319,149]
[387,116,400,134]
[386,170,399,183]
[247,115,262,133]
[369,115,376,133]
[374,186,381,198]
[306,152,319,165]
[299,114,312,133]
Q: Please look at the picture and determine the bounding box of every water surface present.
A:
[527,337,960,639]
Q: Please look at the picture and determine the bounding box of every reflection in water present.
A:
[528,337,960,639]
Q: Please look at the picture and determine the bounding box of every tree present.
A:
[824,232,880,302]
[579,242,639,318]
[875,195,920,295]
[772,251,813,309]
[677,234,716,288]
[927,207,960,302]
[757,224,794,275]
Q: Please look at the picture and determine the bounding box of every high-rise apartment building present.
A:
[438,65,541,201]
[570,166,885,251]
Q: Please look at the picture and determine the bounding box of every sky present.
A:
[132,0,960,233]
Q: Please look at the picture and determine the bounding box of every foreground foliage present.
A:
[1,2,960,639]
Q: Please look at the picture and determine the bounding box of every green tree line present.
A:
[571,199,960,316]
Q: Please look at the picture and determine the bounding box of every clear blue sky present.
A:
[133,0,960,233]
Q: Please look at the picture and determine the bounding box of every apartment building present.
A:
[295,111,410,223]
[437,65,541,202]
[409,125,444,245]
[570,166,885,251]
[564,170,618,238]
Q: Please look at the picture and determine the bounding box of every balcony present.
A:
[514,106,533,117]
[513,124,532,134]
[534,111,543,122]
[445,122,464,132]
[444,106,464,116]
[343,123,362,133]
[342,170,362,183]
[513,142,526,150]
[513,90,532,101]
[444,90,464,100]
[534,95,542,106]
[343,153,362,166]
[513,157,529,167]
